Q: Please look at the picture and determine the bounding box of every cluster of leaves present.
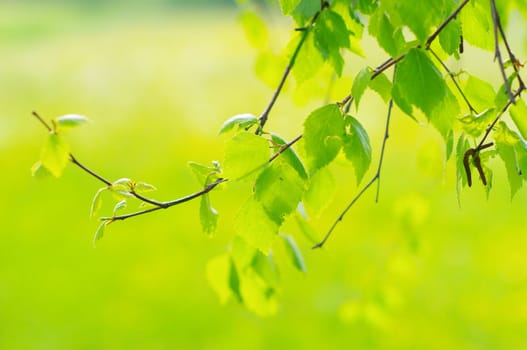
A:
[32,0,527,315]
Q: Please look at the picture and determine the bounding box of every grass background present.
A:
[1,2,527,349]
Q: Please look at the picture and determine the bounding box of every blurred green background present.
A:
[2,2,527,349]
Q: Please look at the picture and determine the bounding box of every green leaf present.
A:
[133,181,157,194]
[206,254,237,304]
[254,158,305,224]
[352,68,372,110]
[494,122,524,197]
[223,132,270,181]
[381,0,454,44]
[460,0,494,52]
[356,0,378,14]
[281,234,306,272]
[31,160,51,179]
[230,236,256,270]
[303,166,336,217]
[343,115,372,183]
[53,114,89,130]
[393,48,459,137]
[90,187,107,219]
[509,99,527,140]
[228,257,243,303]
[463,74,496,112]
[291,30,324,83]
[270,133,308,179]
[93,221,107,246]
[112,200,127,216]
[279,0,301,15]
[429,89,460,139]
[292,0,320,24]
[439,18,461,56]
[368,9,406,57]
[314,10,350,75]
[456,134,470,200]
[368,72,392,103]
[219,114,259,134]
[251,252,279,288]
[200,194,218,236]
[458,109,496,138]
[188,161,219,185]
[40,133,70,177]
[235,197,279,254]
[239,268,278,317]
[446,129,454,161]
[239,11,268,49]
[293,211,320,243]
[303,104,345,173]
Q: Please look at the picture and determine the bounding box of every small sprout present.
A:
[113,200,127,216]
[53,114,90,132]
[133,182,157,193]
[90,187,108,218]
[219,113,258,134]
[93,220,110,247]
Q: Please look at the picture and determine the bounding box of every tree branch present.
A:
[69,154,113,187]
[313,98,394,249]
[258,2,328,132]
[494,1,526,90]
[490,0,514,102]
[32,111,52,133]
[425,0,470,49]
[476,87,524,150]
[102,178,228,221]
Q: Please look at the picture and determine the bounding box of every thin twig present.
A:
[476,88,524,149]
[490,0,514,102]
[428,48,478,114]
[494,4,526,90]
[101,178,228,221]
[32,111,52,133]
[69,154,113,186]
[375,99,393,202]
[425,0,470,49]
[268,134,303,163]
[313,98,394,249]
[258,3,328,131]
[130,190,168,208]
